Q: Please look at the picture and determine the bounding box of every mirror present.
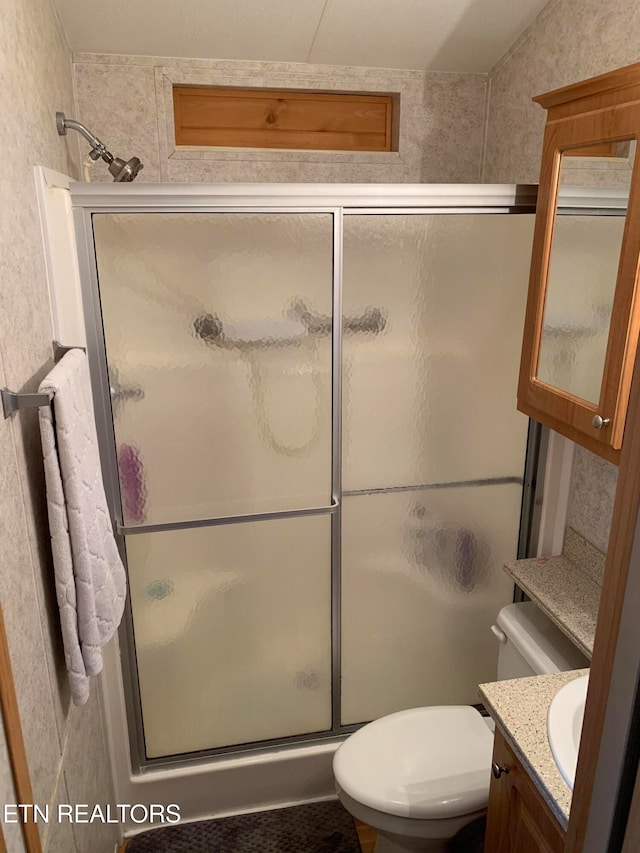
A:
[537,140,635,403]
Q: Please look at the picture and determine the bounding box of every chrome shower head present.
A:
[105,154,144,183]
[56,112,143,182]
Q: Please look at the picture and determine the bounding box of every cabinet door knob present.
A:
[492,762,510,779]
[592,415,610,430]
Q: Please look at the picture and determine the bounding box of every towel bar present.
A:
[1,342,84,419]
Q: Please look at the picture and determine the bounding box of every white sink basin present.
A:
[547,674,589,790]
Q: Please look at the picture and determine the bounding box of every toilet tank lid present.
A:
[496,602,589,674]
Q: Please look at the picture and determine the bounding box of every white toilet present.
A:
[333,601,589,852]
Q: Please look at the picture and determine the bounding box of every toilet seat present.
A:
[333,705,494,820]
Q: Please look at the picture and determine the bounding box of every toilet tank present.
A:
[492,601,589,679]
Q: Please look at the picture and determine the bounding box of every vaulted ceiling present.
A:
[56,0,551,72]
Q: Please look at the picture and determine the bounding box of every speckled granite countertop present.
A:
[480,668,589,830]
[503,530,604,659]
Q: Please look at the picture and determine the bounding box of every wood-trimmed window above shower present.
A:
[172,85,396,152]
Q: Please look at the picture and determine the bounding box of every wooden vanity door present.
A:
[485,731,565,853]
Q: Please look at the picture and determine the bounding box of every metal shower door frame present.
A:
[69,182,566,772]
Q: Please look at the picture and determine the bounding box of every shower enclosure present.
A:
[71,183,541,771]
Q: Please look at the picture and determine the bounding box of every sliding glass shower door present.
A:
[93,212,337,758]
[86,198,535,764]
[341,214,533,724]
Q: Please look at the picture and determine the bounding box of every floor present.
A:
[118,816,376,852]
[354,819,377,852]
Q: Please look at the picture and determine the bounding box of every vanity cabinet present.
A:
[485,730,565,853]
[518,62,640,463]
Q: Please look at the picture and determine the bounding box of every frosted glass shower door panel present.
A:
[341,485,521,725]
[127,514,332,758]
[341,213,534,725]
[342,214,534,491]
[92,213,334,526]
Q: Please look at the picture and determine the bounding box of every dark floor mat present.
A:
[126,800,362,852]
[448,815,486,853]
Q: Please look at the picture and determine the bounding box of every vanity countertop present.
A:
[503,529,604,659]
[479,668,589,830]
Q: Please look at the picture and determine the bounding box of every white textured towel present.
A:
[39,349,126,705]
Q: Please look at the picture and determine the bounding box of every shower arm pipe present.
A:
[56,112,142,181]
[56,114,109,161]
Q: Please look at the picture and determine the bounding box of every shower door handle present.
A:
[109,367,144,415]
[116,498,340,536]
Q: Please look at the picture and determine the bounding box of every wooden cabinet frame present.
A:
[518,69,640,462]
[566,295,640,850]
[528,62,640,853]
[0,603,42,852]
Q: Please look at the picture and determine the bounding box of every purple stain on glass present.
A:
[118,443,147,524]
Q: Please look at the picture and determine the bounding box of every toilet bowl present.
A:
[334,705,492,852]
[333,601,589,852]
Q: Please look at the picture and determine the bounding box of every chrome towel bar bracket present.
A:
[53,341,85,362]
[1,389,54,419]
[1,342,84,419]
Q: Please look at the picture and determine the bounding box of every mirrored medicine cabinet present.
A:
[518,63,640,463]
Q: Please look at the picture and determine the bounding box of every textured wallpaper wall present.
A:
[482,0,640,553]
[0,0,118,850]
[483,0,640,184]
[72,53,488,183]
